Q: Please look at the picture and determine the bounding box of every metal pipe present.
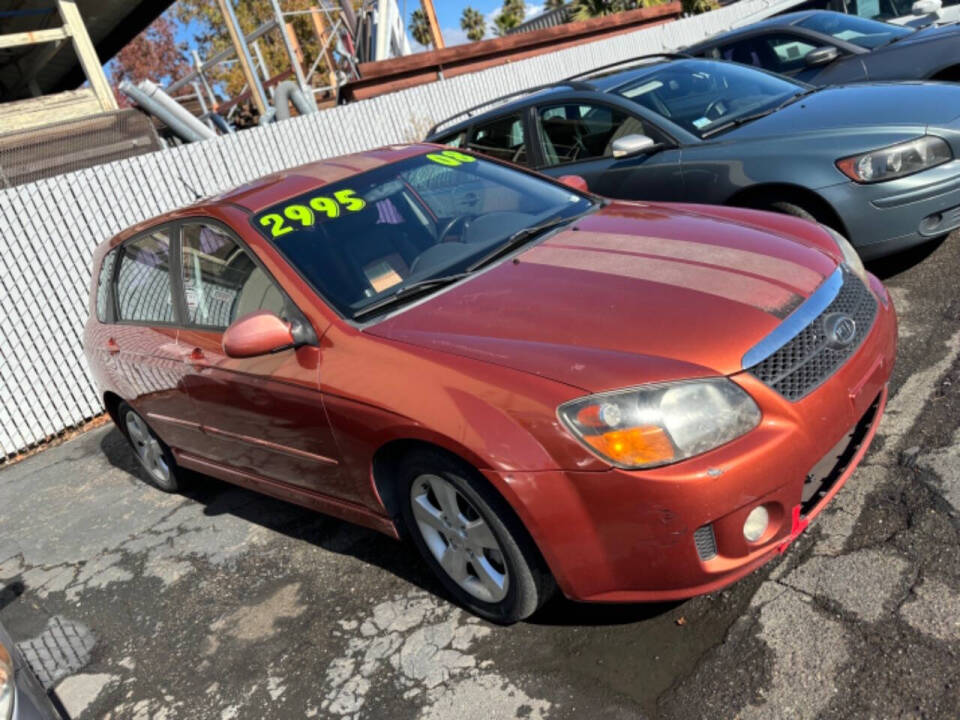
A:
[138,79,217,140]
[272,80,317,120]
[119,80,213,143]
[268,0,315,108]
[216,0,270,115]
[166,19,279,96]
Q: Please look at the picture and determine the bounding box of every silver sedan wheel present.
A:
[410,474,509,603]
[125,410,171,487]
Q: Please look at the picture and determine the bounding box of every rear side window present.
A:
[95,249,118,322]
[115,230,175,324]
[468,114,529,166]
[181,223,285,330]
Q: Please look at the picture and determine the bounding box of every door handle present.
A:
[105,338,120,355]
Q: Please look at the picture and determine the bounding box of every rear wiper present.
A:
[353,272,470,320]
[466,216,572,272]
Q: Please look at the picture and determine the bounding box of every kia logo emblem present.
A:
[822,313,857,349]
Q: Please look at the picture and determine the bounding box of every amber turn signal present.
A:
[584,426,675,467]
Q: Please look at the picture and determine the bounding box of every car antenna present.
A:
[178,173,203,201]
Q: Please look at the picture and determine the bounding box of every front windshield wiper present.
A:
[700,88,819,139]
[773,86,819,111]
[700,109,777,138]
[466,215,573,273]
[352,272,470,320]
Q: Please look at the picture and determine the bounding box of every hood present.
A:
[892,22,960,45]
[726,83,960,140]
[366,202,838,393]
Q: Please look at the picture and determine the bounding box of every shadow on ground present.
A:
[866,235,946,280]
[98,425,679,627]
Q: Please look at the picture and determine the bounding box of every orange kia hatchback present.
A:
[84,146,896,622]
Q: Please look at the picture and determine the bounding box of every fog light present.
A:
[743,506,769,542]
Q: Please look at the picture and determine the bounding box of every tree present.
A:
[460,6,487,42]
[493,0,526,36]
[570,0,631,20]
[682,0,719,14]
[175,0,332,100]
[110,12,190,88]
[545,0,566,9]
[409,8,434,47]
[570,0,683,20]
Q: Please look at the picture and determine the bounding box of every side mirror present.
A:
[223,310,295,358]
[804,46,840,67]
[611,134,658,159]
[912,0,942,14]
[558,174,589,192]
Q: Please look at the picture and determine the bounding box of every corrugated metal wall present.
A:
[0,0,797,458]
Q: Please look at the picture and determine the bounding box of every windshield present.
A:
[797,12,914,48]
[615,59,804,138]
[251,150,594,320]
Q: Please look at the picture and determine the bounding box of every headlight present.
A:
[558,378,761,469]
[836,136,951,183]
[0,642,14,720]
[820,224,868,285]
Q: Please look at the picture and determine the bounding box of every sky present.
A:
[400,1,547,49]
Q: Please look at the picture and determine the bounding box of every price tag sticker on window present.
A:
[257,189,367,238]
[425,149,477,167]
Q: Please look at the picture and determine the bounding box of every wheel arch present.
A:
[103,391,124,426]
[726,182,848,237]
[930,64,960,82]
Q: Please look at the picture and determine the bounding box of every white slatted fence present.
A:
[0,0,798,458]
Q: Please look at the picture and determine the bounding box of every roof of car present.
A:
[686,10,822,47]
[211,144,434,212]
[106,144,437,247]
[428,56,696,138]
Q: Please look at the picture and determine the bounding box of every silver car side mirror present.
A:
[804,46,841,67]
[912,0,942,14]
[611,134,658,159]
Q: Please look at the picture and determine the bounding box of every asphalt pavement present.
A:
[1,231,959,720]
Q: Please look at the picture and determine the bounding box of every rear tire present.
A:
[118,402,183,493]
[399,448,555,624]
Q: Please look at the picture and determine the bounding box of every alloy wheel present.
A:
[125,410,171,487]
[410,473,509,603]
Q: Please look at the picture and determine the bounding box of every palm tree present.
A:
[570,0,628,20]
[409,8,433,48]
[460,6,487,42]
[682,0,719,14]
[493,0,526,36]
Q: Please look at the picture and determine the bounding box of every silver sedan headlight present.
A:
[558,379,761,470]
[836,136,951,184]
[0,642,14,720]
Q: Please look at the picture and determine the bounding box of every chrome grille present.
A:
[694,524,718,561]
[749,268,877,401]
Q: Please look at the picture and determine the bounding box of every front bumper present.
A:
[821,159,960,260]
[488,274,897,603]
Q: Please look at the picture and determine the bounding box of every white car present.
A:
[780,0,960,27]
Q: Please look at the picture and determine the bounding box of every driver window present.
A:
[721,34,819,75]
[468,114,528,166]
[536,103,655,168]
[181,223,286,330]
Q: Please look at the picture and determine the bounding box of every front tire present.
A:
[399,449,555,624]
[119,402,183,492]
